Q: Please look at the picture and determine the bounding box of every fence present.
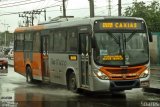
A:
[149,32,160,89]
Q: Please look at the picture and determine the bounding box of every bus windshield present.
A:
[93,32,149,66]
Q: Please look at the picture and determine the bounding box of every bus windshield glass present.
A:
[93,32,149,66]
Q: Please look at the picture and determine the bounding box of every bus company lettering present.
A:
[102,22,138,29]
[51,59,67,66]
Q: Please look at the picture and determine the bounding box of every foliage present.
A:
[0,32,13,46]
[123,1,160,31]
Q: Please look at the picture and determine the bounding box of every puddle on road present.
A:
[1,85,158,107]
[12,88,127,107]
[0,83,20,92]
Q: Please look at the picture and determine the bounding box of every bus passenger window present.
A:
[53,31,66,52]
[43,37,48,55]
[67,31,77,53]
[24,33,33,51]
[49,32,54,52]
[15,33,24,51]
[80,34,89,54]
[33,32,40,52]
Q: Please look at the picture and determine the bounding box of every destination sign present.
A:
[100,22,142,30]
[95,20,145,31]
[102,55,123,61]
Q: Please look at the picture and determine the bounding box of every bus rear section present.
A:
[14,29,47,82]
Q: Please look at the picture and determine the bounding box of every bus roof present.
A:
[14,16,144,33]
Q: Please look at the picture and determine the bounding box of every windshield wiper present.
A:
[107,32,120,44]
[107,32,123,55]
[125,32,136,42]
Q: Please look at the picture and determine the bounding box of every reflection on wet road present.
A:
[0,67,160,107]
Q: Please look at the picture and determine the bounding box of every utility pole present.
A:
[19,9,46,27]
[44,9,46,21]
[5,26,10,47]
[31,12,34,26]
[62,0,66,17]
[118,0,121,16]
[19,13,30,27]
[108,0,111,16]
[89,0,95,17]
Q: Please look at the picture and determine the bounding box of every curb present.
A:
[143,87,160,94]
[150,66,160,70]
[150,68,160,70]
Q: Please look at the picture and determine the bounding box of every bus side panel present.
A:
[49,54,79,86]
[14,51,26,76]
[32,53,43,80]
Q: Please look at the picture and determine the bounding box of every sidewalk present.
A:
[8,58,14,66]
[143,66,160,94]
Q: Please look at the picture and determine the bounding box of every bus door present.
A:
[41,33,49,81]
[79,33,90,87]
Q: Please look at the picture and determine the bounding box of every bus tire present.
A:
[68,72,77,93]
[26,66,33,83]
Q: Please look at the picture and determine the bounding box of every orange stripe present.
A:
[15,25,45,33]
[99,66,147,80]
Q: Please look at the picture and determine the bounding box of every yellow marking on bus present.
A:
[69,55,77,61]
[102,23,113,28]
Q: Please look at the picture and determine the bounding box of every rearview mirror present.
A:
[148,31,153,42]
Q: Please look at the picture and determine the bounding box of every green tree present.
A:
[124,1,160,31]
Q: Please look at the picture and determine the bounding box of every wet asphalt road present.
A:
[0,67,160,107]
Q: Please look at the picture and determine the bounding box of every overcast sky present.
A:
[0,0,157,32]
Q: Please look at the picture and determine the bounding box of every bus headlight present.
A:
[94,70,109,80]
[140,68,150,78]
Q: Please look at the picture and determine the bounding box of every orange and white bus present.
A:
[14,17,152,92]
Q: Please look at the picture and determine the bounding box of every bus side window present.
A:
[53,31,66,52]
[42,36,48,55]
[15,33,24,51]
[24,33,33,51]
[33,32,40,52]
[66,30,78,53]
[49,32,54,52]
[80,34,89,54]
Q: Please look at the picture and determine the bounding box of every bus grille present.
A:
[114,81,135,86]
[110,80,140,90]
[111,74,137,79]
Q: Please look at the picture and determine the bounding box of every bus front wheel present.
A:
[68,72,77,93]
[26,66,33,83]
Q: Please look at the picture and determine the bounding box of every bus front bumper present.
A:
[92,75,150,92]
